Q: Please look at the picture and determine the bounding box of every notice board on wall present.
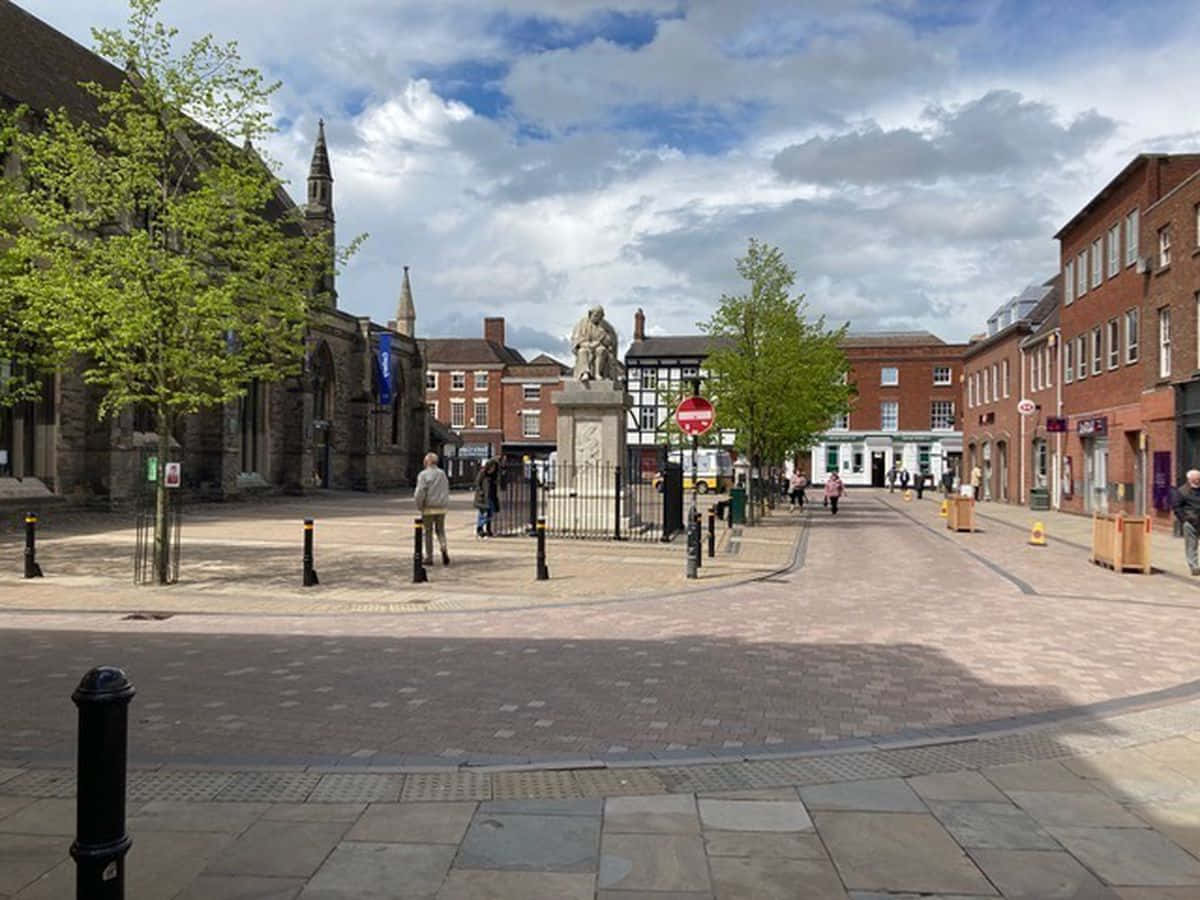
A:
[1153,451,1173,511]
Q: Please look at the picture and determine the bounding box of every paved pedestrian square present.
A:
[3,488,1200,895]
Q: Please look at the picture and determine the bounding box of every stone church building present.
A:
[0,0,428,502]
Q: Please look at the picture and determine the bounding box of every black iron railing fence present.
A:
[491,459,683,542]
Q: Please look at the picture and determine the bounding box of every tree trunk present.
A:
[153,411,170,585]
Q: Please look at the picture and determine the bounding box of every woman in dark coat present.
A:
[474,459,500,538]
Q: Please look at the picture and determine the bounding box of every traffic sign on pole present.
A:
[1016,398,1037,416]
[674,396,715,436]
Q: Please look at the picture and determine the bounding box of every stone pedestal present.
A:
[549,381,633,535]
[553,381,630,470]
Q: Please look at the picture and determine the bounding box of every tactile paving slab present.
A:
[401,772,491,802]
[806,753,906,783]
[308,773,404,803]
[213,771,322,803]
[3,769,76,798]
[491,769,581,800]
[573,768,667,797]
[128,770,235,803]
[876,744,979,776]
[658,764,757,794]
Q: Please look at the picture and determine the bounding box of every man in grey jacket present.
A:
[414,452,451,566]
[1174,469,1200,575]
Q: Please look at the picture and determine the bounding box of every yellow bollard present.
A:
[903,489,912,502]
[1029,520,1046,546]
[939,499,948,518]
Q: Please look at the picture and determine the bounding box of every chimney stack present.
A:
[484,317,506,347]
[633,308,645,342]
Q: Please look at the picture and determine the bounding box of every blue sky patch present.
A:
[413,59,511,118]
[490,9,662,54]
[605,100,765,156]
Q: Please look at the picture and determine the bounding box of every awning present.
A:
[864,435,894,448]
[938,437,963,452]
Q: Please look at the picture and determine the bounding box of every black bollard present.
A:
[694,511,702,570]
[302,519,319,586]
[686,509,700,579]
[412,517,428,583]
[71,666,135,900]
[24,512,43,578]
[707,508,715,558]
[527,460,539,536]
[536,516,549,580]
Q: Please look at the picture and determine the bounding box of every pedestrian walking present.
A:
[941,468,955,496]
[824,472,844,515]
[915,470,926,500]
[414,452,451,565]
[899,467,910,491]
[789,471,808,509]
[474,458,500,538]
[887,466,897,493]
[1173,469,1200,575]
[970,464,983,501]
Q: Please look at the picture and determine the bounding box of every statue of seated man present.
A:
[571,305,618,382]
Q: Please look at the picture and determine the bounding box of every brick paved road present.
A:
[2,492,1200,766]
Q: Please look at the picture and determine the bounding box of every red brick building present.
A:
[962,280,1059,504]
[422,317,569,467]
[500,354,570,458]
[1143,165,1200,516]
[808,332,967,487]
[1056,154,1200,519]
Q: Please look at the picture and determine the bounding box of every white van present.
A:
[665,448,734,493]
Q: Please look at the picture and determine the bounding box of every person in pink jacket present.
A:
[823,472,844,515]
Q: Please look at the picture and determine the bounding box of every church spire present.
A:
[305,118,336,305]
[395,266,416,337]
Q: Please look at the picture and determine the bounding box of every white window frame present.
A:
[880,366,899,386]
[1064,340,1074,384]
[1126,309,1139,363]
[522,410,541,439]
[931,400,954,431]
[968,374,975,408]
[880,401,899,431]
[1044,345,1053,388]
[639,406,656,431]
[1107,224,1120,278]
[472,399,488,429]
[1091,326,1102,376]
[450,371,466,391]
[933,366,951,385]
[642,368,658,390]
[1077,335,1087,381]
[992,363,999,401]
[1159,307,1172,379]
[1091,238,1102,287]
[1125,208,1139,266]
[425,371,437,390]
[430,400,439,420]
[1077,250,1088,296]
[831,412,850,430]
[474,371,488,390]
[1107,319,1119,370]
[1159,225,1172,268]
[449,399,465,428]
[1064,260,1074,305]
[1032,355,1041,392]
[1002,359,1010,398]
[522,384,540,401]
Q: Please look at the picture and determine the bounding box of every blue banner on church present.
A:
[377,334,393,406]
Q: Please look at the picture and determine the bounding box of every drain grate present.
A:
[122,612,174,621]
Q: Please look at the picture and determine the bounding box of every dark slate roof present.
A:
[625,335,735,359]
[420,338,525,366]
[965,276,1061,358]
[841,331,946,348]
[1020,275,1063,347]
[508,353,569,376]
[0,0,126,121]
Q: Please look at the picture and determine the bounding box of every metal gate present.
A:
[491,459,683,542]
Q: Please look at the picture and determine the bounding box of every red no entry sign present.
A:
[675,396,715,436]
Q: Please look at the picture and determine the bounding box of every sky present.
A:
[18,0,1200,360]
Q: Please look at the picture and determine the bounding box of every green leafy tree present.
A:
[700,238,852,523]
[0,0,360,582]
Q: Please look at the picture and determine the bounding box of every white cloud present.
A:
[14,0,1200,347]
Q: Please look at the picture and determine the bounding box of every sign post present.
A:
[676,391,714,579]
